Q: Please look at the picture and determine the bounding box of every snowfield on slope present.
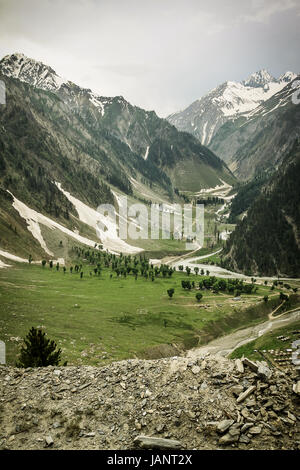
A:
[8,191,106,256]
[0,249,28,263]
[56,183,143,254]
[194,179,235,201]
[0,259,11,269]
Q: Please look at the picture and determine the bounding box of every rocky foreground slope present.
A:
[0,354,299,450]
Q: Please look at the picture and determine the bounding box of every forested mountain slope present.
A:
[223,141,300,277]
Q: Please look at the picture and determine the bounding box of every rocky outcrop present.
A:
[0,354,299,450]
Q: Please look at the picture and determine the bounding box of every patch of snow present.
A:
[144,146,150,160]
[216,203,226,215]
[8,191,103,255]
[279,71,297,83]
[56,183,143,254]
[0,259,12,268]
[219,231,232,241]
[89,92,105,116]
[10,194,54,256]
[218,80,285,117]
[0,249,28,263]
[201,122,208,145]
[124,138,133,151]
[195,179,232,198]
[206,122,217,145]
[0,53,68,92]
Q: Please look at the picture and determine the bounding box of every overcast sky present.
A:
[0,0,300,116]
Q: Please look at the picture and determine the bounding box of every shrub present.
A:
[279,292,289,302]
[167,288,175,298]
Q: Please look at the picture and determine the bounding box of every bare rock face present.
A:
[0,353,299,451]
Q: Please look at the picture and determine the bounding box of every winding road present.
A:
[165,249,300,283]
[186,308,300,359]
[164,250,300,358]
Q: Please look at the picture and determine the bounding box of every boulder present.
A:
[243,358,258,372]
[235,359,244,373]
[44,435,54,447]
[237,385,256,404]
[249,426,262,435]
[292,381,300,395]
[219,433,239,445]
[257,364,272,381]
[134,435,182,449]
[217,419,235,434]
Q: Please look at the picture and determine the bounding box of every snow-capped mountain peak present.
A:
[242,69,275,88]
[168,69,296,146]
[0,52,112,116]
[279,71,297,83]
[0,52,67,92]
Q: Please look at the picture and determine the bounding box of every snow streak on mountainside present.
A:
[55,183,143,254]
[8,191,101,255]
[167,70,297,146]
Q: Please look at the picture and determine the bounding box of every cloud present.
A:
[240,0,298,24]
[94,63,151,78]
[0,0,299,116]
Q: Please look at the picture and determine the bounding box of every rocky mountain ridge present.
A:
[210,76,300,179]
[0,53,234,192]
[167,69,297,148]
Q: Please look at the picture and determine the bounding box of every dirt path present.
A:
[269,305,300,320]
[167,251,300,283]
[186,309,300,359]
[162,248,222,267]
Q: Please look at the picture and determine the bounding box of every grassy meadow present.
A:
[0,252,292,366]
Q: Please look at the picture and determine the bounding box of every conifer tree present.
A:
[16,327,62,368]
